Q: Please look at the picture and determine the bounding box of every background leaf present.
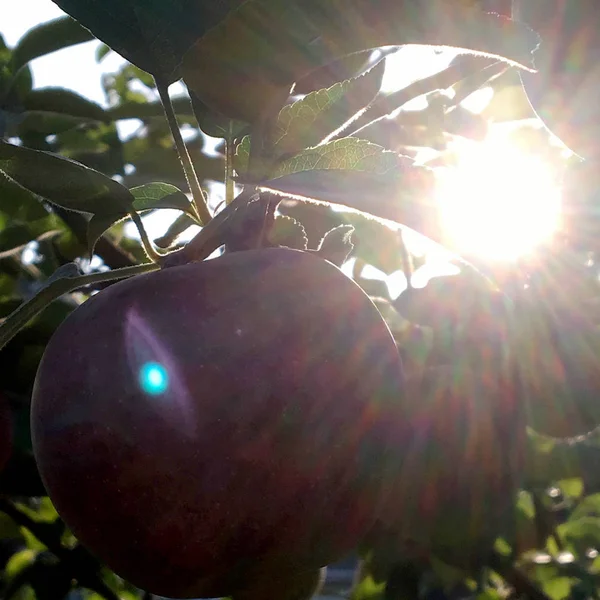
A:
[10,16,94,73]
[21,88,107,122]
[272,59,385,155]
[0,140,133,216]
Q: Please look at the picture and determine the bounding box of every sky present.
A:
[1,0,122,105]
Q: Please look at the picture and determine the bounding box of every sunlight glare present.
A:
[435,135,562,260]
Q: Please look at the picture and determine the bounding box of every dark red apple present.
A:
[0,393,12,473]
[513,0,600,158]
[31,248,406,598]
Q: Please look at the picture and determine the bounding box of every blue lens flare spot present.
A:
[139,362,169,395]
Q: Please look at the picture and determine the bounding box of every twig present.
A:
[155,78,211,225]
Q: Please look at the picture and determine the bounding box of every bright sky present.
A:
[0,0,124,106]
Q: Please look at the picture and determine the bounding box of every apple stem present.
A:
[155,78,212,226]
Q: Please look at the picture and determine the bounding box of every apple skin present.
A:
[377,364,524,567]
[513,0,600,158]
[0,393,12,473]
[31,248,406,598]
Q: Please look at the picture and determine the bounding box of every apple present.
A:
[31,248,405,598]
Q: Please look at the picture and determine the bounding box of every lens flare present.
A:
[435,135,562,260]
[139,362,169,395]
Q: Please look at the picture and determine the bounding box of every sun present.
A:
[434,133,563,261]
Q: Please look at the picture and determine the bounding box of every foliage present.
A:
[1,1,600,599]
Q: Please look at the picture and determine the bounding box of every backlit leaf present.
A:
[0,140,133,216]
[182,0,537,122]
[272,59,385,155]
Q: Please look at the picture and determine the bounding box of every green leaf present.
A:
[189,90,248,139]
[5,549,36,580]
[273,59,385,155]
[570,494,600,521]
[267,215,308,250]
[540,577,573,600]
[51,0,247,83]
[17,111,99,137]
[95,43,111,62]
[11,16,94,73]
[557,517,600,554]
[270,138,401,179]
[313,224,354,267]
[262,155,437,236]
[351,573,385,600]
[86,182,197,257]
[393,271,501,327]
[21,88,107,122]
[558,478,584,500]
[182,0,537,122]
[86,213,128,257]
[0,171,49,222]
[130,182,198,217]
[233,135,251,176]
[0,140,133,216]
[340,213,406,274]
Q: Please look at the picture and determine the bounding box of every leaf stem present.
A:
[128,210,163,262]
[155,78,212,225]
[0,263,158,352]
